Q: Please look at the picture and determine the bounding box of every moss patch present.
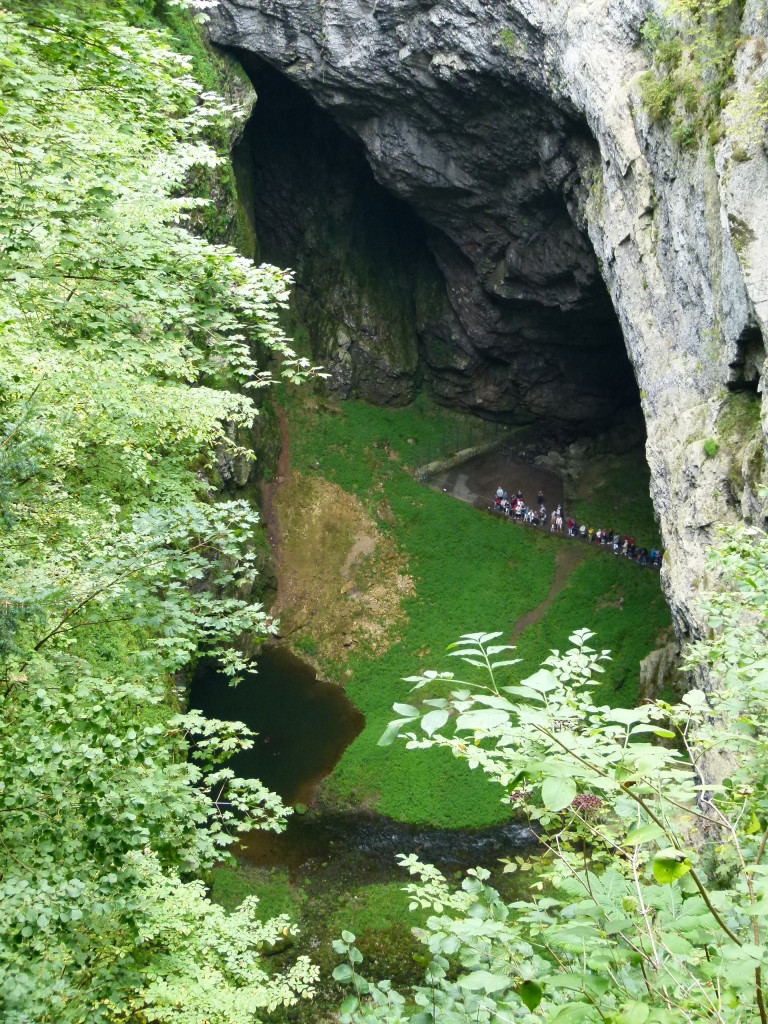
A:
[272,472,412,665]
[210,863,303,920]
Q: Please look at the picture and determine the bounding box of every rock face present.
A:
[220,10,638,427]
[209,0,768,643]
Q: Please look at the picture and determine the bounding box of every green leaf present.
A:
[660,932,693,954]
[392,703,419,718]
[618,1002,650,1024]
[682,690,707,708]
[333,964,354,983]
[541,776,577,812]
[543,974,578,991]
[378,718,411,746]
[652,849,692,885]
[747,812,762,834]
[502,684,544,702]
[458,970,511,993]
[421,709,450,736]
[550,1003,591,1024]
[608,707,648,725]
[454,709,509,732]
[339,995,359,1014]
[586,974,610,997]
[519,980,543,1010]
[520,669,559,693]
[623,823,666,847]
[352,972,369,994]
[603,917,635,935]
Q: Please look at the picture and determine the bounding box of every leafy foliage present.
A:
[639,0,742,148]
[0,0,321,1019]
[337,525,768,1023]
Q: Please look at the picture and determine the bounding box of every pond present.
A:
[189,645,536,878]
[189,645,365,806]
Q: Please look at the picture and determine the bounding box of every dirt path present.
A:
[510,542,590,641]
[260,404,292,614]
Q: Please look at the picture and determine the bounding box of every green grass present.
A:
[278,387,672,827]
[329,491,555,827]
[210,863,303,919]
[567,458,662,550]
[513,555,672,707]
[329,881,428,935]
[297,390,512,479]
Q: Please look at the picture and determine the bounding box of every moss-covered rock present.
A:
[158,2,258,257]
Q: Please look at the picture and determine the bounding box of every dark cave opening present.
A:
[728,323,766,393]
[231,55,642,440]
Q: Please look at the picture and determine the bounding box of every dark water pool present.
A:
[189,645,365,806]
[190,646,537,877]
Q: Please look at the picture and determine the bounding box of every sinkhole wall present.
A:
[209,0,768,647]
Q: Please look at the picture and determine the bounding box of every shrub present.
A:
[335,524,768,1023]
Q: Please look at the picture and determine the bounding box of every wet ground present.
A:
[240,808,536,880]
[430,450,564,513]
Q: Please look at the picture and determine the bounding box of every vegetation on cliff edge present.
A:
[334,523,768,1024]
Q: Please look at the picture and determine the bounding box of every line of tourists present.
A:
[492,487,662,568]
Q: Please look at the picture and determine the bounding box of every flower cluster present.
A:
[570,793,604,814]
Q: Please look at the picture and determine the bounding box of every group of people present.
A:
[492,486,662,568]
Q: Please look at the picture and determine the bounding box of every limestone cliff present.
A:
[208,0,768,644]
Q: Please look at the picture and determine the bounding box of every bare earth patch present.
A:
[271,472,413,666]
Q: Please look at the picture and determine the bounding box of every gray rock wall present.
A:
[214,0,639,430]
[210,0,768,643]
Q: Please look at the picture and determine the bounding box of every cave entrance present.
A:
[728,323,766,393]
[231,56,642,442]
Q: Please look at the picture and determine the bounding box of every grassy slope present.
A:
[513,555,671,707]
[279,387,671,826]
[568,458,663,552]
